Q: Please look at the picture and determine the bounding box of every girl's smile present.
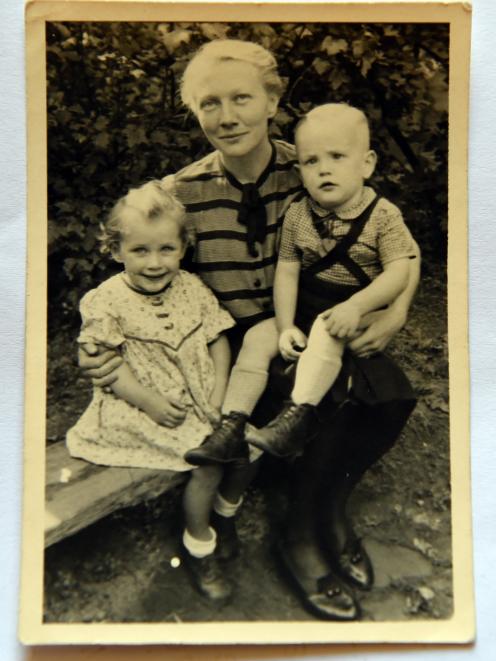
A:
[112,212,186,294]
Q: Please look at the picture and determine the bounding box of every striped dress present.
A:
[162,140,303,328]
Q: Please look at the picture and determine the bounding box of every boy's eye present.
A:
[160,245,175,253]
[304,157,318,166]
[234,94,250,103]
[132,247,147,255]
[331,152,345,160]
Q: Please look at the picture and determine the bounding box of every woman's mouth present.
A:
[220,132,248,142]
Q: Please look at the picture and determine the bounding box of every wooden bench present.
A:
[45,442,186,547]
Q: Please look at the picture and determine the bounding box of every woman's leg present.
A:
[317,399,416,588]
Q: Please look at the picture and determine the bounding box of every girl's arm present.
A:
[208,334,231,412]
[274,260,307,361]
[110,362,187,428]
[320,257,410,339]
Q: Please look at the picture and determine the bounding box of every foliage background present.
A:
[46,21,449,326]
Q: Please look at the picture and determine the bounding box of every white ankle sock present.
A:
[183,527,217,558]
[213,491,243,518]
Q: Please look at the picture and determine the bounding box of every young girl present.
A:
[66,180,236,602]
[186,103,416,464]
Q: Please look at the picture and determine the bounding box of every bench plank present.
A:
[45,442,186,547]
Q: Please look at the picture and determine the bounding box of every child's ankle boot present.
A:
[245,402,318,458]
[184,412,249,466]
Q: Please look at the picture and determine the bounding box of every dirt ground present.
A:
[44,262,451,623]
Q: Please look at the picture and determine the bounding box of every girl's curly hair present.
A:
[99,180,188,254]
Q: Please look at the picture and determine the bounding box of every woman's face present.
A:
[192,60,279,159]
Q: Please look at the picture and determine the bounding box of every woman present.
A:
[80,39,419,620]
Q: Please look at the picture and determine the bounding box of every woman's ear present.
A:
[363,150,378,179]
[266,93,280,119]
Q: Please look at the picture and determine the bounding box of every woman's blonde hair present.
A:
[100,180,187,254]
[180,39,285,113]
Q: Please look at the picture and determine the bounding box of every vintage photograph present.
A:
[21,0,473,646]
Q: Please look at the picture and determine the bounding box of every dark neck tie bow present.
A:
[237,184,267,257]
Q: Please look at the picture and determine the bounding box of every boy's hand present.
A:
[78,342,123,387]
[279,327,307,361]
[320,302,361,339]
[142,392,187,428]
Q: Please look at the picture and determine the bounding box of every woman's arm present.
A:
[208,334,231,412]
[78,343,123,387]
[110,362,187,428]
[349,242,421,356]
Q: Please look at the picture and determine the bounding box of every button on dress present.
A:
[66,270,235,471]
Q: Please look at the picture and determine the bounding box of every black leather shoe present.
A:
[276,542,360,621]
[211,511,239,561]
[245,402,318,459]
[333,536,374,591]
[184,412,249,466]
[181,546,232,602]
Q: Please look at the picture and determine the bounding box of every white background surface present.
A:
[1,0,494,658]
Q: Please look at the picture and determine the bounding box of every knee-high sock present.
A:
[291,317,343,406]
[221,365,269,416]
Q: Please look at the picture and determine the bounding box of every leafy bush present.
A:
[47,21,448,325]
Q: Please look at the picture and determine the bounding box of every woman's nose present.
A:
[219,101,237,126]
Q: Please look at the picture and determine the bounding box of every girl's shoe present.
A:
[211,511,240,561]
[184,412,249,466]
[245,402,318,458]
[181,546,232,602]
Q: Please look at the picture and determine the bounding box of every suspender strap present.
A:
[304,194,382,285]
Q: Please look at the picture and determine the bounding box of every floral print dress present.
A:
[66,270,235,471]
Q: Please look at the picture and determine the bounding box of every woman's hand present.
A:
[78,343,123,388]
[279,327,307,361]
[142,391,187,428]
[348,305,408,357]
[319,302,361,339]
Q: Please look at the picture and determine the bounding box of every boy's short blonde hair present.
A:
[100,180,187,254]
[295,103,371,151]
[180,39,285,113]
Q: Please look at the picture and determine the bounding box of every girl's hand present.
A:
[78,342,123,388]
[279,327,307,361]
[320,302,361,339]
[142,392,187,428]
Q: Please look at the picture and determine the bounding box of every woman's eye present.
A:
[234,94,250,103]
[200,98,218,111]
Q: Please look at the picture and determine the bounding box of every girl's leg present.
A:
[185,319,279,466]
[183,465,223,541]
[182,465,232,601]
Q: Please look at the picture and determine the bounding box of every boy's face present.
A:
[296,117,376,211]
[112,212,185,294]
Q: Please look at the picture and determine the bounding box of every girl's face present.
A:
[112,212,185,294]
[193,60,279,160]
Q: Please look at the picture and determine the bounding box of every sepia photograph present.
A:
[21,0,473,646]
